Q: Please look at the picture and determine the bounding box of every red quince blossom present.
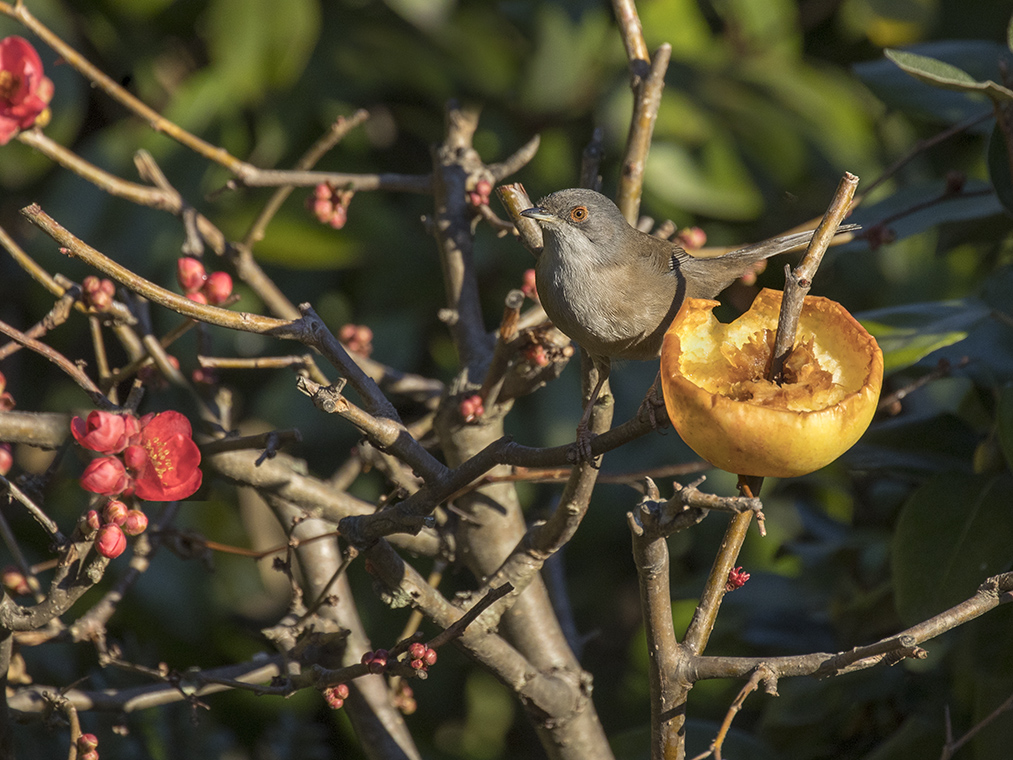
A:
[71,410,139,454]
[127,411,202,501]
[95,523,127,558]
[0,36,54,145]
[81,456,131,496]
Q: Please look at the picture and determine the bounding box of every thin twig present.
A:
[769,172,860,383]
[0,319,115,409]
[242,109,371,247]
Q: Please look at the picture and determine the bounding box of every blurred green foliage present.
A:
[2,0,1013,758]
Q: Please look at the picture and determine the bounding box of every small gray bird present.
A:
[520,188,856,458]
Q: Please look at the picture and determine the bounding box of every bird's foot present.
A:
[637,374,668,431]
[567,424,600,468]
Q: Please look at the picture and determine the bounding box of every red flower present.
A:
[81,456,131,496]
[71,411,138,454]
[95,523,126,558]
[0,36,54,145]
[128,411,202,501]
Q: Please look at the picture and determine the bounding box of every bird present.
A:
[520,187,857,461]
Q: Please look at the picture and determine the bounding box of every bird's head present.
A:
[521,189,630,263]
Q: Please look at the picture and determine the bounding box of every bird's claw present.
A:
[637,378,668,431]
[567,424,600,468]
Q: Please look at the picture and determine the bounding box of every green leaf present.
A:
[892,473,1013,625]
[998,385,1013,472]
[858,299,987,373]
[987,121,1013,215]
[855,41,1012,126]
[885,48,1013,102]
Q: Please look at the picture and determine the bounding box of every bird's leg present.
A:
[570,356,610,465]
[637,370,668,431]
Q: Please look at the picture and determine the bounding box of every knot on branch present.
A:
[633,476,763,537]
[297,376,348,414]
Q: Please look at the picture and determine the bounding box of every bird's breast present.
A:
[536,246,680,360]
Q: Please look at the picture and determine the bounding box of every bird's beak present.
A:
[520,206,555,222]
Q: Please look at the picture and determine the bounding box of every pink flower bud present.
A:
[85,509,101,532]
[176,257,207,293]
[460,394,484,422]
[95,523,127,558]
[88,289,112,311]
[314,182,332,199]
[423,648,437,666]
[408,642,426,660]
[521,269,538,300]
[366,648,388,674]
[77,733,99,751]
[82,276,101,295]
[523,344,549,368]
[71,411,138,454]
[102,499,128,526]
[410,658,424,670]
[81,751,99,760]
[312,197,333,222]
[328,205,347,229]
[80,457,130,496]
[0,443,12,476]
[324,689,348,713]
[123,509,148,536]
[203,271,233,305]
[0,393,13,411]
[2,566,30,596]
[122,445,147,472]
[676,226,707,251]
[186,291,208,305]
[339,324,373,356]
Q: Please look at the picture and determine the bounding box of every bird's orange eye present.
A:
[570,206,588,222]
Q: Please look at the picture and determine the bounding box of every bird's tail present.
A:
[694,223,861,263]
[678,223,861,299]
